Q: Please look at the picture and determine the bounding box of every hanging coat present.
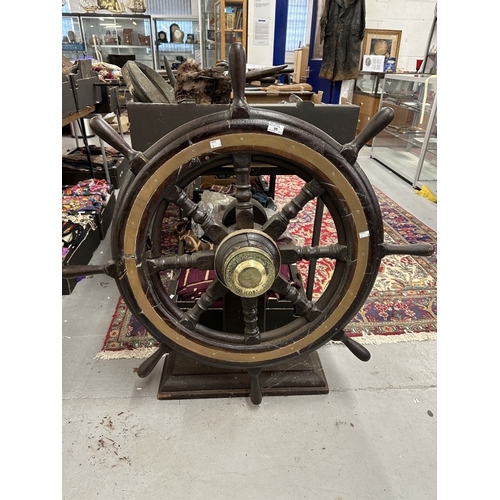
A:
[319,0,366,81]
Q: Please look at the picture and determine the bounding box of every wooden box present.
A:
[292,45,309,84]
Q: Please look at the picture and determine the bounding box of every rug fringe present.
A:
[95,347,159,360]
[334,331,437,345]
[95,332,437,360]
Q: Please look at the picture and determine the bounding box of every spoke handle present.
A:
[381,243,434,257]
[89,115,148,173]
[228,43,250,118]
[137,343,169,378]
[62,261,116,279]
[340,107,395,164]
[333,331,371,362]
[247,368,263,405]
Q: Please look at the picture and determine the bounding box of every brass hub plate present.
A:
[223,247,276,298]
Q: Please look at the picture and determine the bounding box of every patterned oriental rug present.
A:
[98,177,437,359]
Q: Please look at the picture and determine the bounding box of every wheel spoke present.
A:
[232,153,254,230]
[146,250,215,274]
[241,297,260,344]
[278,243,348,264]
[262,179,325,240]
[271,274,322,322]
[179,278,229,329]
[165,185,228,244]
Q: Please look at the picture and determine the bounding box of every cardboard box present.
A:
[62,225,101,295]
[292,45,309,84]
[200,175,237,186]
[110,115,130,134]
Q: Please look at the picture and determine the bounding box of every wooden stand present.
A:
[157,350,329,401]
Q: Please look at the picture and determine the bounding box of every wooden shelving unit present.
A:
[214,0,247,60]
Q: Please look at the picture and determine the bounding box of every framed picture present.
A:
[362,29,402,64]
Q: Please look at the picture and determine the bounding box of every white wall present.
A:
[244,0,436,71]
[246,1,276,66]
[365,0,436,72]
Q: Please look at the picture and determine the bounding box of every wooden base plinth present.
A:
[157,350,329,401]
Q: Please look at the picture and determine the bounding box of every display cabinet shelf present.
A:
[62,14,86,58]
[75,13,154,68]
[202,5,216,68]
[370,73,437,191]
[153,16,202,70]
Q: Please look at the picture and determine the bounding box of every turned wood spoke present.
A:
[262,179,326,240]
[180,278,229,329]
[241,297,260,345]
[271,274,322,322]
[278,243,348,264]
[146,250,215,274]
[165,185,228,244]
[232,153,254,230]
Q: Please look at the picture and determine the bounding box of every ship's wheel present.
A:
[63,44,433,404]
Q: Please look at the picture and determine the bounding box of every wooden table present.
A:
[62,105,95,128]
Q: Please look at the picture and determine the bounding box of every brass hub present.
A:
[215,229,281,298]
[224,248,276,297]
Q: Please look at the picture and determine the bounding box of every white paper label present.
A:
[359,230,370,239]
[267,122,284,135]
[210,139,222,148]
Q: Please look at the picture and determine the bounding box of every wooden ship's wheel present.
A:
[63,44,433,404]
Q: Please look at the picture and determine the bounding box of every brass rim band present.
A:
[122,133,370,363]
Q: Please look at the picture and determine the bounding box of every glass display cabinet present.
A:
[62,14,86,60]
[153,17,202,71]
[214,0,247,61]
[202,4,216,68]
[352,71,385,137]
[370,73,437,192]
[80,13,154,68]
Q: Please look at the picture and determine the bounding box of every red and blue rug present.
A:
[99,177,437,359]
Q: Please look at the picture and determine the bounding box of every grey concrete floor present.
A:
[61,133,438,499]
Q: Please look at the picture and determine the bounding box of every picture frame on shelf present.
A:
[361,29,402,67]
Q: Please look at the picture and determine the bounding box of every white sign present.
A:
[362,55,385,72]
[254,19,270,45]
